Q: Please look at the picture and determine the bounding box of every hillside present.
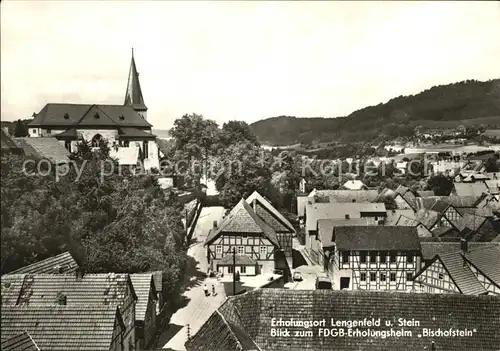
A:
[250,79,500,145]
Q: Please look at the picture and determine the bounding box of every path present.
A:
[162,206,226,350]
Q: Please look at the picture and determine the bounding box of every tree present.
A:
[220,121,259,147]
[427,174,454,196]
[485,156,499,172]
[13,119,28,137]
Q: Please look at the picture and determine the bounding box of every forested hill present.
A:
[250,79,500,145]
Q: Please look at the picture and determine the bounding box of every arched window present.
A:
[91,134,103,147]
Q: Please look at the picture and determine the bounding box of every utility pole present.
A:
[233,246,236,296]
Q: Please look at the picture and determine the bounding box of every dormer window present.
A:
[119,114,125,120]
[94,113,100,119]
[63,113,69,119]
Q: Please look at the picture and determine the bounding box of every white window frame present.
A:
[237,246,244,255]
[216,245,222,255]
[260,246,267,255]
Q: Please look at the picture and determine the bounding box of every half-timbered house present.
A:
[326,226,421,291]
[414,242,500,295]
[205,199,282,276]
[245,191,295,269]
[130,273,158,350]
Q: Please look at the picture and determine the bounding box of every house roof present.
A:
[1,332,40,351]
[334,226,420,251]
[205,199,279,247]
[435,252,487,295]
[485,179,500,194]
[438,195,483,208]
[464,245,500,287]
[454,182,489,197]
[8,252,78,275]
[4,273,137,306]
[1,304,123,351]
[187,289,500,351]
[1,275,26,305]
[429,200,450,213]
[455,213,487,232]
[151,271,163,294]
[395,184,410,196]
[218,254,257,266]
[130,273,157,322]
[1,129,23,153]
[385,209,416,225]
[29,103,151,128]
[305,202,386,232]
[483,129,500,139]
[417,190,435,197]
[14,137,70,164]
[420,242,500,261]
[414,209,441,228]
[342,179,366,190]
[309,190,379,203]
[124,52,147,110]
[395,214,421,227]
[54,127,77,139]
[317,219,372,247]
[246,191,294,233]
[118,127,155,139]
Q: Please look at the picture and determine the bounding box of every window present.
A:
[390,252,397,263]
[360,252,367,263]
[46,129,51,134]
[64,141,71,151]
[32,129,37,134]
[406,273,413,281]
[143,141,149,159]
[124,140,130,147]
[390,273,396,282]
[342,251,349,264]
[370,251,377,263]
[241,266,246,274]
[380,252,387,263]
[260,246,267,256]
[380,273,387,282]
[360,273,366,281]
[438,273,443,280]
[370,272,376,282]
[228,266,234,273]
[237,246,244,255]
[216,245,222,255]
[407,253,414,263]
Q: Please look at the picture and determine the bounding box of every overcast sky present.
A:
[1,1,500,130]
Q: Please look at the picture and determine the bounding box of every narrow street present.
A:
[161,206,226,351]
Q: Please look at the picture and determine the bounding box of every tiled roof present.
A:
[29,103,151,128]
[342,179,366,190]
[455,213,487,232]
[374,187,396,202]
[1,304,122,350]
[1,332,40,351]
[464,245,500,286]
[1,275,25,306]
[310,190,379,203]
[385,209,416,225]
[454,182,489,197]
[14,137,70,164]
[54,128,77,138]
[317,219,372,247]
[118,127,155,139]
[109,146,140,165]
[417,190,435,197]
[429,200,450,213]
[420,242,500,261]
[246,191,295,233]
[395,184,410,196]
[130,273,157,322]
[8,252,78,274]
[187,289,500,351]
[437,253,487,295]
[4,273,136,306]
[414,209,440,228]
[485,179,500,194]
[334,226,421,251]
[205,199,279,247]
[395,215,420,227]
[1,129,23,153]
[305,202,386,233]
[218,254,257,266]
[483,129,500,138]
[151,271,163,294]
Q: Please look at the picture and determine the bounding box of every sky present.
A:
[1,1,500,130]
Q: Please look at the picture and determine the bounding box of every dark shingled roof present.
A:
[205,199,279,247]
[130,273,157,322]
[8,252,78,274]
[1,275,26,305]
[186,289,500,351]
[118,127,156,139]
[420,242,500,261]
[246,191,295,233]
[317,219,372,247]
[311,189,379,203]
[1,304,123,351]
[1,332,40,351]
[437,252,487,295]
[464,245,500,286]
[124,53,147,110]
[218,254,257,266]
[14,137,70,164]
[3,273,137,306]
[335,226,420,251]
[29,103,151,128]
[1,129,24,154]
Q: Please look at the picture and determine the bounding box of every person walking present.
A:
[203,284,209,297]
[212,284,216,296]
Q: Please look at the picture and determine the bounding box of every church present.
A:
[27,51,160,170]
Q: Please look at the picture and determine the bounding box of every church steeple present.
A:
[124,48,147,119]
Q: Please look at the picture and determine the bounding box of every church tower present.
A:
[124,48,148,120]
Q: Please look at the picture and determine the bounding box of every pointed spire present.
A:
[124,49,147,112]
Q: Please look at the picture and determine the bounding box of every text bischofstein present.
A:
[271,318,382,329]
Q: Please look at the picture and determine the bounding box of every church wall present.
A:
[78,129,118,143]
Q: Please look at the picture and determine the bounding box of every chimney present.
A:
[75,268,84,279]
[213,220,218,229]
[460,238,468,253]
[52,265,63,274]
[345,214,350,220]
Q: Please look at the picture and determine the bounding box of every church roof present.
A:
[124,51,147,111]
[29,104,151,128]
[118,127,156,139]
